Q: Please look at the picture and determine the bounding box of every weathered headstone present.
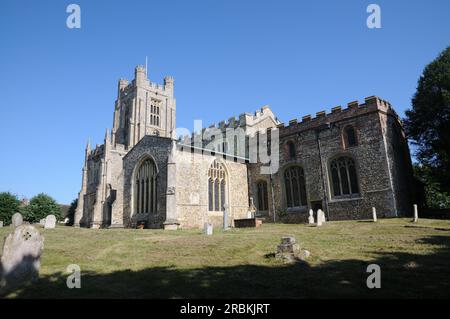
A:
[276,236,299,262]
[11,213,23,228]
[372,207,377,222]
[317,209,325,226]
[204,223,213,235]
[0,221,3,228]
[0,224,44,289]
[320,209,326,223]
[223,204,229,230]
[413,204,418,223]
[308,209,315,224]
[44,215,56,229]
[39,218,46,226]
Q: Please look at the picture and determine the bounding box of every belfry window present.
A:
[208,160,227,211]
[257,181,269,211]
[330,157,359,197]
[150,99,160,127]
[284,166,307,208]
[135,158,157,214]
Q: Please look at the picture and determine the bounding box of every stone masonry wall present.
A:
[175,149,249,229]
[122,135,172,228]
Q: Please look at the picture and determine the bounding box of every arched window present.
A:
[135,158,157,214]
[208,160,227,211]
[284,166,307,208]
[344,126,357,148]
[330,156,359,197]
[287,141,296,159]
[256,181,268,211]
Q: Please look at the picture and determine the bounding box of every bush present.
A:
[24,193,61,223]
[0,192,21,225]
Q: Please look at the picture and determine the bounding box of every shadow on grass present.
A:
[1,235,450,298]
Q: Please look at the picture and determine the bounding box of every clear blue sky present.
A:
[0,0,449,204]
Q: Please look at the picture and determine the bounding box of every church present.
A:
[74,65,414,229]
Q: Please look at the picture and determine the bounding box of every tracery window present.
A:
[208,160,227,211]
[257,181,269,211]
[135,158,157,214]
[284,166,307,208]
[330,157,359,197]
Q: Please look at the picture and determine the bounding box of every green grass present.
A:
[1,218,450,298]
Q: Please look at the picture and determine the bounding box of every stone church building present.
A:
[74,65,414,229]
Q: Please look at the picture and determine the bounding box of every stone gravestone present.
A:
[308,209,315,224]
[276,236,300,262]
[44,215,56,229]
[11,213,23,228]
[0,221,3,228]
[372,207,377,222]
[317,209,325,226]
[39,218,46,226]
[413,204,418,223]
[317,215,323,227]
[223,204,229,231]
[0,224,44,290]
[204,223,213,235]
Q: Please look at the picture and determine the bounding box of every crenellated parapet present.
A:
[116,65,174,100]
[277,96,401,135]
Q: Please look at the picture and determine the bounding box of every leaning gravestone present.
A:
[413,204,418,223]
[372,207,377,222]
[0,224,44,290]
[44,215,56,229]
[11,213,23,228]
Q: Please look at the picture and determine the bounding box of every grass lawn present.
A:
[1,218,450,298]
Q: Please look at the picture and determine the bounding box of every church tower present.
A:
[112,65,176,149]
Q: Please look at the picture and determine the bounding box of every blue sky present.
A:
[0,0,449,204]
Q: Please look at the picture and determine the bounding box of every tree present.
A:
[24,193,61,223]
[0,192,21,225]
[413,164,450,209]
[404,46,450,195]
[66,198,78,226]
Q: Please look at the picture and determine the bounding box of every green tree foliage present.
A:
[413,164,450,209]
[0,192,21,225]
[405,46,450,196]
[24,193,61,223]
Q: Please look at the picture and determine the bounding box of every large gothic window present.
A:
[135,158,157,214]
[208,160,227,211]
[257,181,269,211]
[284,166,307,208]
[330,156,359,197]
